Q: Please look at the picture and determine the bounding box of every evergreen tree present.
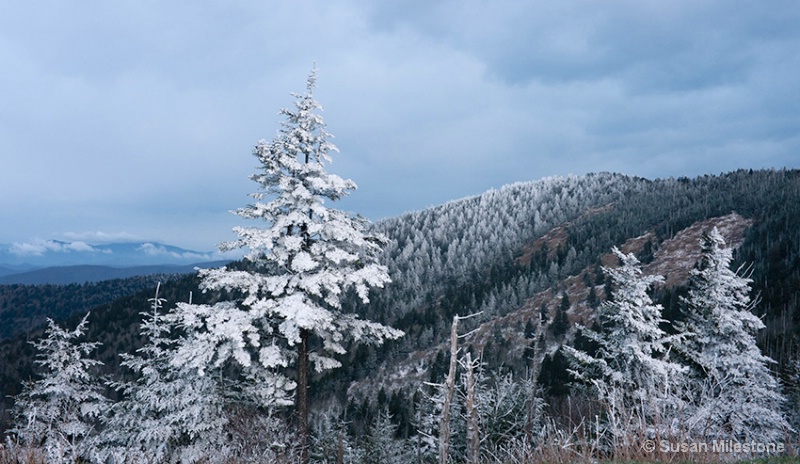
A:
[97,284,228,463]
[538,302,548,323]
[8,314,107,462]
[675,228,789,442]
[359,409,408,464]
[473,372,541,460]
[309,409,358,464]
[550,292,570,337]
[587,285,599,309]
[565,247,684,446]
[171,68,402,462]
[523,319,536,340]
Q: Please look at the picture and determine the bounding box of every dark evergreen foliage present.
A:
[2,169,800,450]
[550,293,570,337]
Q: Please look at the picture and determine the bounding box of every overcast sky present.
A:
[1,1,799,251]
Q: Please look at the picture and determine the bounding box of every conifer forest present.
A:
[1,73,799,463]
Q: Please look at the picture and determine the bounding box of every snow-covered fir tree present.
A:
[675,227,789,442]
[171,67,403,461]
[359,408,409,464]
[7,314,107,462]
[473,372,542,460]
[414,384,442,462]
[309,409,359,464]
[97,284,228,463]
[565,247,685,446]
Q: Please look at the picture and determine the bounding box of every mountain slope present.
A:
[333,169,800,424]
[348,212,758,396]
[365,170,797,343]
[1,169,798,438]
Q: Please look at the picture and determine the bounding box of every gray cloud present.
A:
[1,0,798,250]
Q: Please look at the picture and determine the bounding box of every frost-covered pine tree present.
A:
[359,408,409,464]
[97,284,228,463]
[414,384,443,462]
[309,409,359,464]
[172,67,403,461]
[8,314,107,462]
[565,247,684,445]
[474,372,542,460]
[675,227,789,442]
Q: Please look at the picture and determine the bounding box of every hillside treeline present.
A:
[1,169,799,462]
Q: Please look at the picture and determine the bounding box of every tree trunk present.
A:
[337,428,345,464]
[465,352,480,464]
[297,328,310,464]
[439,316,459,464]
[526,314,543,441]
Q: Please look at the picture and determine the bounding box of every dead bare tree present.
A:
[463,351,480,464]
[438,316,459,464]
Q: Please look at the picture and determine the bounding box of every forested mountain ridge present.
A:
[0,272,213,430]
[0,274,186,340]
[356,169,797,352]
[347,211,756,397]
[328,168,800,435]
[1,168,799,454]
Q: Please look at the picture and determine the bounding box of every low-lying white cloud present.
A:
[60,231,142,244]
[9,239,103,257]
[137,243,214,262]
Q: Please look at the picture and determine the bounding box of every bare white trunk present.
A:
[464,351,480,464]
[438,316,459,464]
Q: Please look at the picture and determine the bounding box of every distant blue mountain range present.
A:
[0,262,232,285]
[0,240,238,284]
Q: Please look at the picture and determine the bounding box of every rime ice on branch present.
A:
[565,247,685,443]
[171,67,403,461]
[99,284,228,463]
[675,227,788,442]
[8,315,107,463]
